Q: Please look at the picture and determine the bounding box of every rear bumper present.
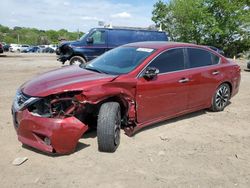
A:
[231,74,241,98]
[12,107,88,154]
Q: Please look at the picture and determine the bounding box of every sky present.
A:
[0,0,160,33]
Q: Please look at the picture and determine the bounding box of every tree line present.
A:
[152,0,250,57]
[0,25,84,45]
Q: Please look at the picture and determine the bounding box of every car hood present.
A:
[59,40,82,48]
[21,65,117,97]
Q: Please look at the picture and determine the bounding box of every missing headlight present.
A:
[27,91,84,118]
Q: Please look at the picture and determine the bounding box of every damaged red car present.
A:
[12,42,241,154]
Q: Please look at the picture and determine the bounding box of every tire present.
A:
[69,56,86,66]
[97,102,121,152]
[247,61,250,69]
[211,83,231,112]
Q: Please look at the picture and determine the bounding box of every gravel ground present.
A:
[0,53,250,188]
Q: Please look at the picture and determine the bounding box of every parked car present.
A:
[0,43,4,53]
[22,46,40,53]
[12,42,241,154]
[0,42,10,52]
[3,44,10,51]
[247,61,250,70]
[9,44,21,52]
[37,45,46,53]
[208,46,225,55]
[42,47,55,53]
[56,27,168,65]
[20,45,30,52]
[49,44,58,51]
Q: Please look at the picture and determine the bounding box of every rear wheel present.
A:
[69,56,86,66]
[247,61,250,69]
[211,83,231,112]
[97,102,121,152]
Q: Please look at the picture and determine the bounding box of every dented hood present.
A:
[21,65,117,97]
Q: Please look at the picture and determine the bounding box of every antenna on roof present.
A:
[98,21,105,27]
[103,22,113,28]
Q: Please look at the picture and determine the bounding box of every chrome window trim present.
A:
[137,46,221,78]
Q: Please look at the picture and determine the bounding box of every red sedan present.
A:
[12,42,241,154]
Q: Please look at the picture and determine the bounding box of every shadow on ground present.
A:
[132,106,233,136]
[0,54,23,58]
[22,142,90,157]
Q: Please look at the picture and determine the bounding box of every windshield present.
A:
[79,31,89,41]
[84,47,155,75]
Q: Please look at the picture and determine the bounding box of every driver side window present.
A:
[89,30,106,44]
[149,48,185,73]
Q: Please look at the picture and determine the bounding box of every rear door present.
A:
[185,48,222,109]
[136,48,190,124]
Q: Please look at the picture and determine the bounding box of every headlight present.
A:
[13,90,40,111]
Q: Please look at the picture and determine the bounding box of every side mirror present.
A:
[86,37,93,44]
[143,67,159,79]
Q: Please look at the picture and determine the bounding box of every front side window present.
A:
[84,47,155,75]
[89,30,106,44]
[148,48,185,73]
[187,48,217,68]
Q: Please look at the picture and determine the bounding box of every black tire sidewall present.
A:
[97,102,121,152]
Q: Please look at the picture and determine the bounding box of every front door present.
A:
[136,48,190,124]
[85,29,107,61]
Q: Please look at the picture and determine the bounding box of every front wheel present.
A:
[69,56,86,66]
[211,83,231,112]
[97,102,121,152]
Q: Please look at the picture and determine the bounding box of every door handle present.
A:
[178,78,190,83]
[212,70,220,75]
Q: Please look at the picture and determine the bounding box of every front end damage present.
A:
[56,43,74,64]
[12,88,137,154]
[12,90,90,154]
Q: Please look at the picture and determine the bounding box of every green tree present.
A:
[0,24,84,45]
[152,0,250,57]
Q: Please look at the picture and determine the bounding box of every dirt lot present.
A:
[0,53,249,188]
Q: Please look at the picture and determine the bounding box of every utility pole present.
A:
[17,34,20,44]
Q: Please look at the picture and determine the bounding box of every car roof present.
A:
[92,27,166,33]
[124,41,207,50]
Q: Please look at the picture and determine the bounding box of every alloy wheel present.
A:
[215,85,230,109]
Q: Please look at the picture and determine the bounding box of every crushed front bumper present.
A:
[12,107,88,154]
[57,54,70,63]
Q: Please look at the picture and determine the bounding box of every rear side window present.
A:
[187,48,220,68]
[108,30,133,46]
[108,30,168,46]
[148,49,185,73]
[133,31,167,42]
[211,53,220,64]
